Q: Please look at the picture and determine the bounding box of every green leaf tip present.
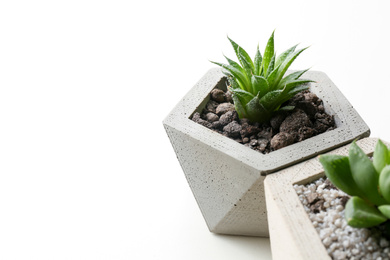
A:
[345,196,387,228]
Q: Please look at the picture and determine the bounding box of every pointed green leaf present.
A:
[379,166,390,203]
[374,139,390,175]
[254,45,262,76]
[223,72,246,90]
[251,75,269,98]
[319,155,366,197]
[266,64,281,90]
[279,68,311,88]
[229,87,248,119]
[230,88,254,104]
[226,76,241,89]
[274,47,309,87]
[274,84,309,108]
[275,44,298,68]
[345,196,387,228]
[210,61,249,89]
[259,90,283,112]
[349,141,388,206]
[378,205,390,219]
[237,47,253,90]
[245,94,270,122]
[284,79,314,92]
[227,36,254,71]
[224,55,244,71]
[265,54,276,78]
[287,84,310,96]
[262,31,275,77]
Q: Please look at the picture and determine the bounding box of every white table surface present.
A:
[1,1,390,259]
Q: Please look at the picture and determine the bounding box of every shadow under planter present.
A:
[163,68,370,237]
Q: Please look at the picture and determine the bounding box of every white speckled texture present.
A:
[163,68,370,237]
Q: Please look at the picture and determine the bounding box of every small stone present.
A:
[280,109,312,133]
[223,121,242,138]
[304,92,319,103]
[319,228,332,239]
[192,112,212,128]
[225,90,233,103]
[298,126,317,142]
[270,113,286,131]
[306,193,318,204]
[219,110,238,126]
[211,121,222,129]
[240,123,261,138]
[332,250,347,259]
[270,132,294,151]
[342,240,350,248]
[323,237,332,246]
[239,118,250,125]
[257,138,268,152]
[380,238,389,248]
[286,90,306,106]
[242,137,249,143]
[216,103,235,115]
[334,218,342,228]
[205,112,219,123]
[311,199,325,213]
[351,248,359,255]
[250,139,258,147]
[298,101,318,118]
[205,100,219,114]
[314,113,335,133]
[257,127,273,140]
[210,89,225,102]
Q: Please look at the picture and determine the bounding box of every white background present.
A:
[1,1,390,259]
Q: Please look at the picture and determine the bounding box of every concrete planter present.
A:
[163,68,370,237]
[264,138,379,259]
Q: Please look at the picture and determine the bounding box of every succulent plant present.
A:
[210,31,312,123]
[319,140,390,228]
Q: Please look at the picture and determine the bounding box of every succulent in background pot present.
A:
[264,138,382,259]
[320,139,390,230]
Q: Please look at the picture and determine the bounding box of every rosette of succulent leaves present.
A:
[211,31,313,123]
[320,140,390,229]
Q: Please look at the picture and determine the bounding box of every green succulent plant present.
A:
[319,139,390,228]
[210,31,313,123]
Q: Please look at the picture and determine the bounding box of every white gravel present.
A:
[294,177,390,260]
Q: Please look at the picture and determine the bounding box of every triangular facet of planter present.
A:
[163,68,370,237]
[264,138,380,259]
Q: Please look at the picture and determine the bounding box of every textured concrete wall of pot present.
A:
[264,138,379,259]
[163,68,370,237]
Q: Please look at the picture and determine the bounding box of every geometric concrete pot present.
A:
[163,68,370,237]
[264,138,380,259]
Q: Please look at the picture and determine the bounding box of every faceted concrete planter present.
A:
[163,68,370,237]
[264,138,379,259]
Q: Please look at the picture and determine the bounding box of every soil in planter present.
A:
[295,178,390,260]
[191,87,336,154]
